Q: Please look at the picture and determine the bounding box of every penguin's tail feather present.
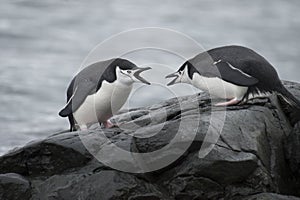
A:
[277,86,300,126]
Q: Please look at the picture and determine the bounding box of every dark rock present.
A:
[0,173,31,200]
[284,121,300,194]
[284,122,300,177]
[30,169,165,200]
[240,193,300,200]
[0,132,92,177]
[0,81,300,200]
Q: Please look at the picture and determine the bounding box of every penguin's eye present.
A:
[127,70,131,74]
[179,71,182,75]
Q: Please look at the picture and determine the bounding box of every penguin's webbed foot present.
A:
[103,120,115,128]
[215,98,241,106]
[78,124,88,131]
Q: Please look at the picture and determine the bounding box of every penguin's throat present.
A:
[116,78,134,86]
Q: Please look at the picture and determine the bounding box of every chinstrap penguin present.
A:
[166,45,300,125]
[59,58,151,131]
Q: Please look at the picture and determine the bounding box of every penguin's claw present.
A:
[215,98,240,106]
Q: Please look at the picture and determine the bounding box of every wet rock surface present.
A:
[0,173,31,200]
[0,81,300,200]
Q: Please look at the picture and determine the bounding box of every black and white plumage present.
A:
[166,45,300,125]
[59,58,151,131]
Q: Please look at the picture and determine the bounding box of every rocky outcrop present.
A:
[284,121,300,193]
[0,81,300,200]
[0,173,31,200]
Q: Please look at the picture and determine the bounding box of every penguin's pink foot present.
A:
[78,124,88,131]
[215,98,240,106]
[103,120,115,128]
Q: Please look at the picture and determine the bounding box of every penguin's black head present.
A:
[112,58,152,85]
[165,61,192,86]
[178,61,189,72]
[113,58,137,70]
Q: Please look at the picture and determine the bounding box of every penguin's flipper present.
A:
[213,61,259,87]
[59,80,96,117]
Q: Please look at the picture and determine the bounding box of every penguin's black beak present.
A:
[165,72,179,86]
[133,67,152,85]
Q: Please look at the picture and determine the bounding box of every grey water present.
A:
[1,0,300,155]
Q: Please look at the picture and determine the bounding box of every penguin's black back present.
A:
[206,45,300,125]
[207,45,282,94]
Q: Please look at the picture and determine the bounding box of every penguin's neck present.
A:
[115,78,134,87]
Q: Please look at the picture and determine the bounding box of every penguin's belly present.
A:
[73,81,132,126]
[191,74,248,99]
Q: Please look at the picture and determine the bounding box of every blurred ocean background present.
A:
[1,0,300,155]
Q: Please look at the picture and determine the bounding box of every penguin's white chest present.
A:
[191,73,248,100]
[73,80,132,126]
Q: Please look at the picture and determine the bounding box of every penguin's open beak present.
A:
[133,67,152,85]
[165,72,179,86]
